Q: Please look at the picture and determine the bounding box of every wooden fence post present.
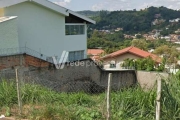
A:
[156,79,161,120]
[107,73,112,120]
[15,68,22,115]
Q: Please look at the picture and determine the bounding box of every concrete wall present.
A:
[0,54,170,92]
[22,59,136,93]
[0,17,19,50]
[0,54,137,93]
[4,1,87,59]
[136,71,169,89]
[100,70,136,91]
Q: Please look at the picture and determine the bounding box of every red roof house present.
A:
[87,49,105,60]
[102,46,161,63]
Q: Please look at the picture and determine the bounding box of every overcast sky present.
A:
[50,0,180,11]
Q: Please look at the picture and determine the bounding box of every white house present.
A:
[0,0,95,62]
[169,18,180,23]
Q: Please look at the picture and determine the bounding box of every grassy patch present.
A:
[0,77,180,119]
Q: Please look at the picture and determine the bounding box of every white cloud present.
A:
[91,0,129,11]
[64,0,71,3]
[53,0,71,7]
[92,4,104,11]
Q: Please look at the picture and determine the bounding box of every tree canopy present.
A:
[87,6,180,34]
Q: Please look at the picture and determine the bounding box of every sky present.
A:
[50,0,180,11]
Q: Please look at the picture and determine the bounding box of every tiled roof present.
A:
[87,49,104,55]
[102,46,161,63]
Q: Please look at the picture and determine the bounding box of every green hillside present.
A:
[77,10,100,17]
[82,6,180,34]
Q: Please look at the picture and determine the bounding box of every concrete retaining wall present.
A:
[136,71,169,89]
[0,54,137,93]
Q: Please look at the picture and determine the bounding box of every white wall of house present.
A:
[103,53,142,70]
[0,17,19,53]
[65,23,87,57]
[104,53,142,64]
[4,1,87,60]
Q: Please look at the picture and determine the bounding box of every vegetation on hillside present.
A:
[87,30,179,54]
[85,6,180,58]
[0,76,180,119]
[77,10,100,17]
[87,6,180,34]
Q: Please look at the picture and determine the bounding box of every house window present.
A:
[65,25,85,35]
[110,60,116,68]
[68,50,84,61]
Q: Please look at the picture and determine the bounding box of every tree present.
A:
[122,57,163,71]
[136,34,143,39]
[154,45,179,64]
[99,10,108,20]
[154,45,170,55]
[131,39,148,50]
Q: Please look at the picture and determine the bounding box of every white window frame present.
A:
[68,50,84,61]
[65,23,85,35]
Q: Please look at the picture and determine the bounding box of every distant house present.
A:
[169,18,180,23]
[154,14,161,19]
[175,30,180,34]
[152,19,165,25]
[102,46,161,69]
[87,49,104,61]
[161,36,170,40]
[169,34,180,43]
[124,34,135,39]
[154,31,161,39]
[115,28,123,32]
[0,0,95,62]
[152,19,159,25]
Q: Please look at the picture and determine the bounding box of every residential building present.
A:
[152,19,165,25]
[175,29,180,34]
[124,34,135,39]
[115,28,123,32]
[87,49,105,61]
[169,18,180,23]
[102,46,161,69]
[154,14,161,19]
[169,34,180,43]
[0,0,95,62]
[160,36,170,40]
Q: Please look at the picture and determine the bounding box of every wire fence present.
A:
[0,69,109,119]
[0,68,171,120]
